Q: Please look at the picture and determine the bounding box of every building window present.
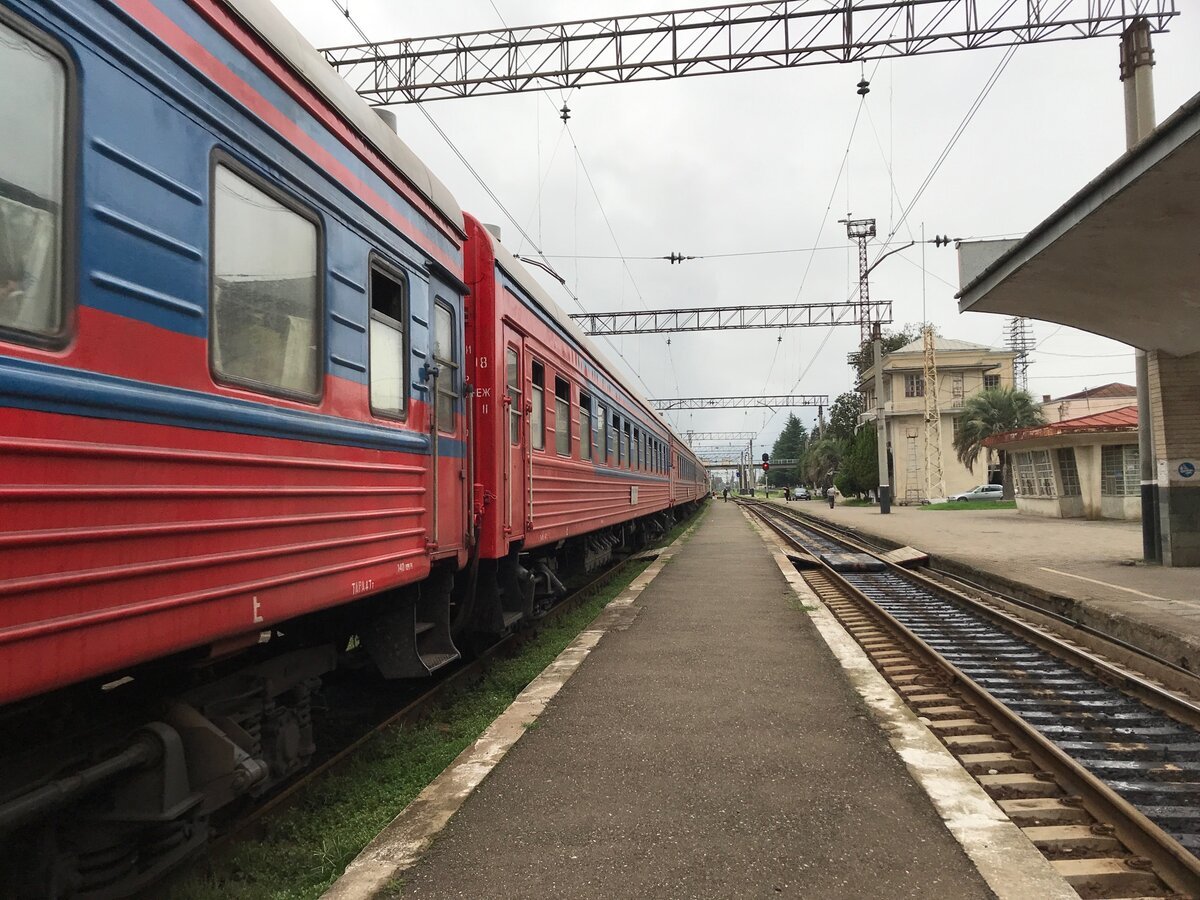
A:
[506,347,520,445]
[984,373,1001,390]
[579,390,593,461]
[950,416,960,438]
[368,265,407,418]
[1101,445,1139,496]
[433,300,457,432]
[1057,448,1081,497]
[212,164,320,399]
[531,361,545,450]
[554,376,571,456]
[1014,450,1056,497]
[1033,449,1056,497]
[0,18,67,342]
[904,373,924,398]
[951,373,964,402]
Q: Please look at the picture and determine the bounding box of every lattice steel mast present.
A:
[921,325,946,503]
[319,1,1177,104]
[1006,316,1035,391]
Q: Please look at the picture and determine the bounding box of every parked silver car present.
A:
[948,484,1004,502]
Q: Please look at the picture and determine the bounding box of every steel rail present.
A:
[769,502,1200,687]
[742,499,1200,896]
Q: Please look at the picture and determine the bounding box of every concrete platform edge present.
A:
[742,509,1077,900]
[321,508,708,900]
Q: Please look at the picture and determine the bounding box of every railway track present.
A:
[741,499,1200,900]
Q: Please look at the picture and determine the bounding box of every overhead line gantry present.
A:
[653,394,827,411]
[570,300,891,335]
[318,1,1177,104]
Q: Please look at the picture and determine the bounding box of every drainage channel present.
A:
[743,500,1200,900]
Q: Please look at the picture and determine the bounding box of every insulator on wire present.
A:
[857,77,870,96]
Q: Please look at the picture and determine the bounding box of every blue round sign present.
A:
[1180,461,1197,479]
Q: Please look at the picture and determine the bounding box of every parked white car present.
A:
[948,484,1004,502]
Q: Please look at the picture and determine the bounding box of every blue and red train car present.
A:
[0,0,707,893]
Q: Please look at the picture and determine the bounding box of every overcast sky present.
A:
[275,1,1199,455]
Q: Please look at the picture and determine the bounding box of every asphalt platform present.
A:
[394,502,996,899]
[780,498,1200,673]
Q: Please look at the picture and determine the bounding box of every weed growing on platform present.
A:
[918,500,1016,511]
[168,508,704,900]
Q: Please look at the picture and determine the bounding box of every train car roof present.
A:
[225,0,464,236]
[486,229,700,460]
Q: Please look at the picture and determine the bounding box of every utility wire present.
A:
[325,0,664,404]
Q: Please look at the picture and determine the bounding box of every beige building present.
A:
[1041,382,1137,423]
[857,336,1016,503]
[984,406,1140,521]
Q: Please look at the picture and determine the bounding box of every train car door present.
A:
[431,294,466,553]
[502,325,526,541]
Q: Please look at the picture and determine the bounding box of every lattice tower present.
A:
[922,325,946,502]
[1006,317,1034,391]
[843,218,877,345]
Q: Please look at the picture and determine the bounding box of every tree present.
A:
[768,414,807,486]
[835,426,879,499]
[847,323,923,375]
[826,392,864,444]
[802,437,843,489]
[953,387,1047,499]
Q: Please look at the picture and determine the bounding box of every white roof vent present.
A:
[483,223,502,241]
[373,108,398,132]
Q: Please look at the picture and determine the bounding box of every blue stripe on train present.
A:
[0,356,466,456]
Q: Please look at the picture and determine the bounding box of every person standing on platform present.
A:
[784,487,792,502]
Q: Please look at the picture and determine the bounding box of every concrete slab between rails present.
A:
[322,514,704,900]
[742,508,1077,900]
[772,499,1200,677]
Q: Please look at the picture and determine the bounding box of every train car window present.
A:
[632,427,640,469]
[596,403,608,462]
[554,375,571,456]
[368,264,407,418]
[0,17,68,344]
[531,361,545,450]
[623,422,631,468]
[211,164,320,399]
[611,412,620,464]
[506,346,520,445]
[433,300,458,432]
[579,390,593,461]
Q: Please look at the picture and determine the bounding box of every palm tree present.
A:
[953,387,1047,499]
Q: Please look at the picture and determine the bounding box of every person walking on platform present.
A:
[784,487,792,502]
[722,487,729,502]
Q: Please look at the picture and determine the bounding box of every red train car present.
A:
[0,0,470,889]
[463,215,707,632]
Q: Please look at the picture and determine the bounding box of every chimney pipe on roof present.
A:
[1042,394,1051,403]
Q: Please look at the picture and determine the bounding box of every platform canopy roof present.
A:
[958,90,1200,357]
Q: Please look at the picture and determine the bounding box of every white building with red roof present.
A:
[985,406,1140,520]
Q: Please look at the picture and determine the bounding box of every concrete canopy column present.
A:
[1148,351,1200,565]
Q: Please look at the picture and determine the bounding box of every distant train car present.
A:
[463,214,707,634]
[0,0,469,890]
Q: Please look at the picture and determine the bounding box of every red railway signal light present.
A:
[762,462,770,472]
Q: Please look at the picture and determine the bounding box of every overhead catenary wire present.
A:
[324,0,666,407]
